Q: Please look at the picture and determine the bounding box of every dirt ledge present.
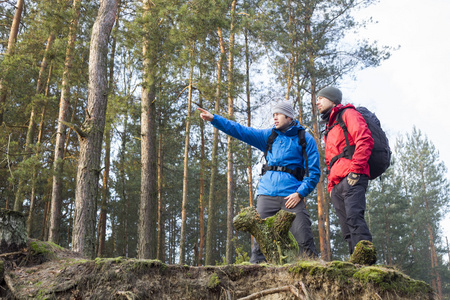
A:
[0,240,436,300]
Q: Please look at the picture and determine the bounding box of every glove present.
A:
[347,172,360,186]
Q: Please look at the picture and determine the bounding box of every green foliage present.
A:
[234,239,250,264]
[206,273,221,290]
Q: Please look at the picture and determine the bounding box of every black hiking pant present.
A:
[249,195,318,264]
[330,174,372,254]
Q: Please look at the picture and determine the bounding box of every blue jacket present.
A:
[211,114,321,198]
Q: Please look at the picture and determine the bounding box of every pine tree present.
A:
[366,159,410,266]
[396,128,449,298]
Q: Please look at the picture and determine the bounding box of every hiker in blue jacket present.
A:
[198,101,321,262]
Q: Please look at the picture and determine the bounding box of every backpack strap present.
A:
[298,129,309,177]
[336,108,351,146]
[261,164,306,181]
[263,129,278,162]
[327,107,356,174]
[261,127,309,180]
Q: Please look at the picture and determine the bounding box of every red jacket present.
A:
[324,104,374,192]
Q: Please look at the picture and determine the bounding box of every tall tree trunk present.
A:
[0,0,25,124]
[72,0,118,258]
[244,25,253,207]
[179,42,195,264]
[310,79,329,261]
[157,118,165,261]
[198,96,206,266]
[244,19,255,252]
[118,101,129,256]
[226,0,237,265]
[28,62,53,237]
[97,0,120,258]
[97,128,110,257]
[205,27,225,266]
[49,0,82,244]
[138,0,158,260]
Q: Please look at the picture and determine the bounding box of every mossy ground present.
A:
[1,240,435,300]
[289,259,434,299]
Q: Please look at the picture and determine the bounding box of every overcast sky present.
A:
[339,0,450,244]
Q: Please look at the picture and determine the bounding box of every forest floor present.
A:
[0,240,437,300]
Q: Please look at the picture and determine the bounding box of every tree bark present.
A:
[72,0,118,258]
[0,0,25,125]
[244,23,253,207]
[119,100,129,256]
[244,19,255,252]
[179,42,195,264]
[97,0,120,258]
[0,210,27,253]
[49,0,82,244]
[97,127,110,257]
[309,63,329,261]
[225,0,237,265]
[205,27,225,266]
[198,96,206,266]
[157,119,165,261]
[138,0,158,259]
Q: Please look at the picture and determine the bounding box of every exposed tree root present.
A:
[116,291,137,299]
[238,284,304,300]
[0,250,25,258]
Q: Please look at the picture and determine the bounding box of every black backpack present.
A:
[328,106,391,180]
[261,128,309,181]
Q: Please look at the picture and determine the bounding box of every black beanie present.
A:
[317,87,342,105]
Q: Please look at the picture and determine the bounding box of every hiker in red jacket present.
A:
[316,86,374,255]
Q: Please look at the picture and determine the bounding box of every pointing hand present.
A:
[197,107,214,122]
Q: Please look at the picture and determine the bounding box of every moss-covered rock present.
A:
[349,240,377,265]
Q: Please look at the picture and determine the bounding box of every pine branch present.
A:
[59,121,87,139]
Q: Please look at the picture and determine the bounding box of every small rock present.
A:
[349,240,377,266]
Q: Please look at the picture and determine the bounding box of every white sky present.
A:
[340,0,450,246]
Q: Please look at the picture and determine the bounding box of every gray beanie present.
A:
[317,87,342,105]
[273,101,295,119]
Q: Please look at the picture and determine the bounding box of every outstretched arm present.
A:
[198,109,270,152]
[197,107,214,122]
